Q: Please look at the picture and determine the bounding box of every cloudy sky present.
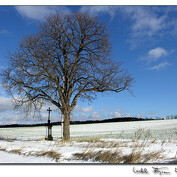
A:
[0,5,177,124]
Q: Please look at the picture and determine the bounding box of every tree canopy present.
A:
[1,12,133,139]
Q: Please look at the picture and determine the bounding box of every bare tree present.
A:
[1,12,133,140]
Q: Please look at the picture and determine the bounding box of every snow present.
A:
[0,119,177,163]
[1,119,177,140]
[0,151,55,163]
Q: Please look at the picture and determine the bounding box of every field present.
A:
[0,119,177,163]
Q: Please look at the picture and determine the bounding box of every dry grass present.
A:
[94,150,122,163]
[132,129,151,142]
[73,129,165,163]
[73,148,164,163]
[10,148,23,155]
[74,149,122,163]
[35,150,61,162]
[0,146,7,151]
[161,139,166,146]
[151,138,157,144]
[0,145,61,162]
[71,137,130,149]
[0,146,23,155]
[85,140,129,149]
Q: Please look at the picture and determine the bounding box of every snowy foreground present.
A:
[0,119,177,163]
[0,151,55,163]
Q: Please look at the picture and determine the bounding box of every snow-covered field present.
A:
[0,119,177,163]
[1,119,177,140]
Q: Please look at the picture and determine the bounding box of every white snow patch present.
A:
[0,119,176,163]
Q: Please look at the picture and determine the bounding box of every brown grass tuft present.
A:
[0,145,61,162]
[0,146,7,151]
[10,148,23,155]
[73,148,164,163]
[73,129,165,163]
[36,150,61,162]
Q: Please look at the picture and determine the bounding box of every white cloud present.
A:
[136,114,145,118]
[0,111,44,125]
[124,7,166,37]
[80,6,117,19]
[14,6,177,50]
[0,105,61,125]
[120,7,167,48]
[0,95,145,123]
[71,112,88,121]
[89,112,102,120]
[148,47,168,61]
[79,6,177,50]
[80,6,169,48]
[140,47,172,71]
[15,6,70,21]
[81,106,95,113]
[73,105,95,113]
[148,61,171,71]
[0,94,62,124]
[107,112,122,118]
[107,112,131,118]
[71,105,96,121]
[81,6,166,37]
[0,96,13,112]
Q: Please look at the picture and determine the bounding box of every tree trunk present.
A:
[63,110,70,140]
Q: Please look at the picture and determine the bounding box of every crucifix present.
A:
[45,107,53,141]
[47,107,52,124]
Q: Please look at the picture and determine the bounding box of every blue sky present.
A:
[0,5,177,124]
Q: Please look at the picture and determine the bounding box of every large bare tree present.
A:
[1,12,133,140]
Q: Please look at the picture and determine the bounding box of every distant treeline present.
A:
[0,117,154,128]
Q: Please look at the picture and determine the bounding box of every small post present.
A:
[45,107,53,141]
